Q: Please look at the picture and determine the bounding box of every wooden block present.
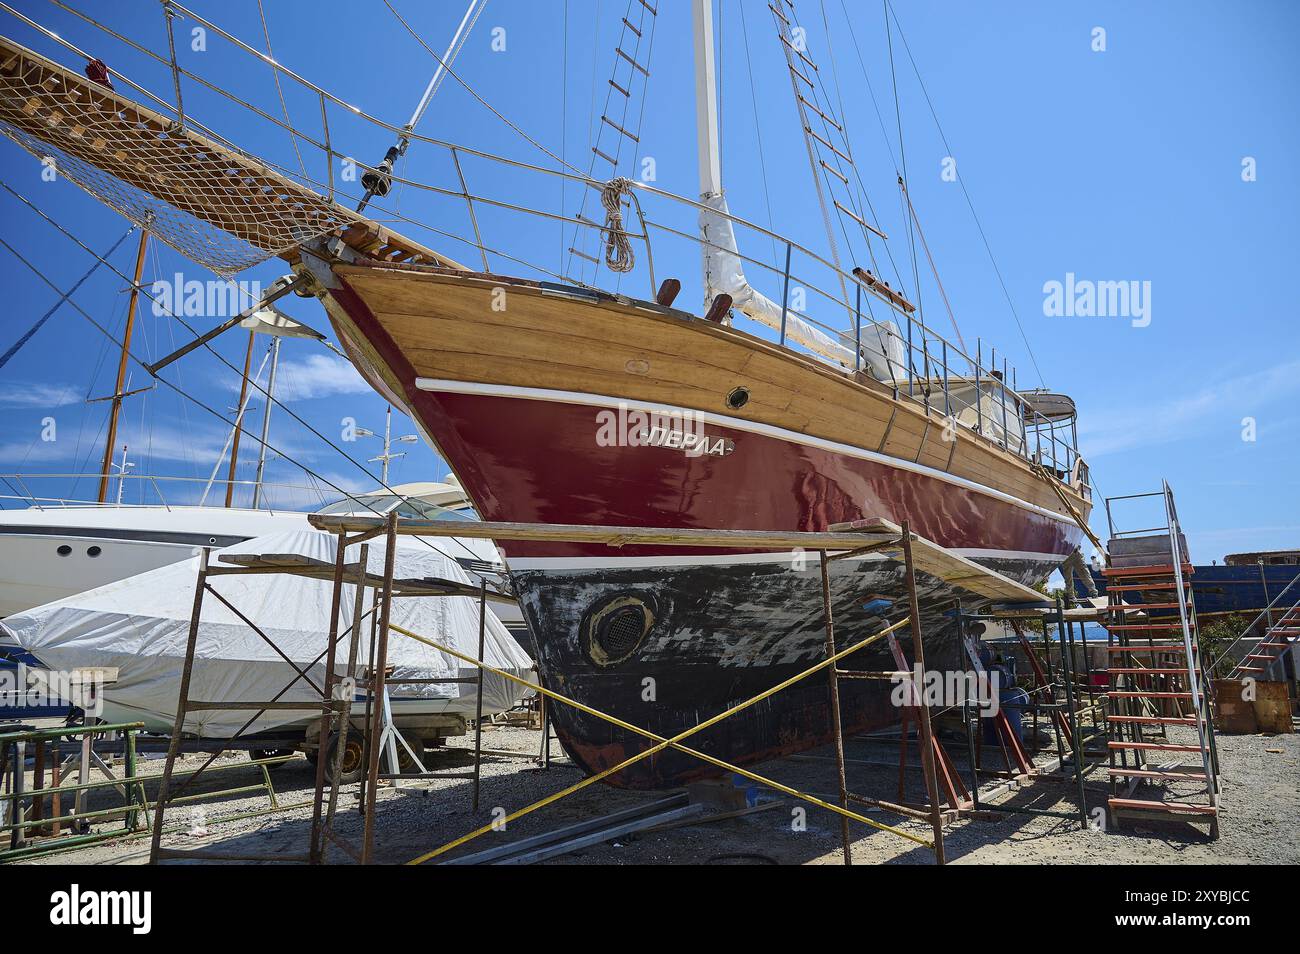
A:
[1213,678,1259,734]
[1253,680,1293,734]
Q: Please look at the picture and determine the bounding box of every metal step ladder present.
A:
[1227,597,1300,679]
[1099,482,1220,838]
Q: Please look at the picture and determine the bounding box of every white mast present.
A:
[688,0,903,375]
[692,0,723,200]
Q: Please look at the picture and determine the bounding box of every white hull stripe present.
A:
[415,378,1078,526]
[505,547,1065,572]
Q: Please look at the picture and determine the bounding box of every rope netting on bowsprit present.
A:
[0,39,358,278]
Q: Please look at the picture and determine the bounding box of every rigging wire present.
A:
[813,0,897,296]
[255,0,305,177]
[0,181,487,570]
[812,1,878,248]
[884,0,1046,386]
[830,0,929,299]
[883,0,924,336]
[381,0,583,178]
[558,0,568,274]
[737,0,779,269]
[0,226,488,568]
[563,0,656,286]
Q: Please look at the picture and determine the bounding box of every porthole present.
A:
[87,546,102,558]
[57,545,72,557]
[726,386,750,410]
[583,595,655,667]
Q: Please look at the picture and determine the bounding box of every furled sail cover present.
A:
[698,192,906,382]
[0,529,532,737]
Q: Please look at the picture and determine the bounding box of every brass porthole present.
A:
[726,386,750,410]
[584,595,655,667]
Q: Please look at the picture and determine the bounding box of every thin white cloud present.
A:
[274,354,372,401]
[0,382,83,409]
[1078,358,1300,458]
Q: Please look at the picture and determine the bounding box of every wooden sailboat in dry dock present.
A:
[0,1,1092,788]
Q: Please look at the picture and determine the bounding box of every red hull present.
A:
[326,272,1081,787]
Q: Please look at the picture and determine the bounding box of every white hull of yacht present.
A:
[0,506,305,617]
[0,500,528,636]
[1,528,535,739]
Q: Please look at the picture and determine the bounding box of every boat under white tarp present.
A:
[0,528,533,738]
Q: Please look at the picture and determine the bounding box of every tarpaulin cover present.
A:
[0,529,533,737]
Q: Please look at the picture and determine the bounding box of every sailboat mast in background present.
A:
[224,329,255,507]
[95,229,149,503]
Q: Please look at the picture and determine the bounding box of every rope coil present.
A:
[600,176,636,273]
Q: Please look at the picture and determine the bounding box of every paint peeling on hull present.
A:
[516,554,1047,789]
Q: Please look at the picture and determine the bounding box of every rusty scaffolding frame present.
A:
[308,514,1051,865]
[146,513,505,864]
[950,597,1112,831]
[143,511,1053,865]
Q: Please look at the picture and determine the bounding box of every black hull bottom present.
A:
[513,553,1046,789]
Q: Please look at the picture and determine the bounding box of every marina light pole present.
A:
[112,444,133,505]
[250,336,281,510]
[356,406,418,485]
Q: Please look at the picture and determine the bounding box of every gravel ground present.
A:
[11,717,1298,866]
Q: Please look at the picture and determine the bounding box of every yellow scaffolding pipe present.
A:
[391,616,930,865]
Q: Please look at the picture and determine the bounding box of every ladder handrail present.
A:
[1211,575,1300,675]
[1162,481,1217,804]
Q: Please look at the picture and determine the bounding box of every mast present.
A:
[224,329,255,507]
[97,231,149,503]
[250,336,280,509]
[688,0,879,371]
[692,0,722,202]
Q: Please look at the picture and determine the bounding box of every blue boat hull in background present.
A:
[1075,563,1300,618]
[0,648,69,719]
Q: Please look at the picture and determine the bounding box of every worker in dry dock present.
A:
[976,639,1031,744]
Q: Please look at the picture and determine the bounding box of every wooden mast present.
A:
[97,230,149,504]
[223,329,255,507]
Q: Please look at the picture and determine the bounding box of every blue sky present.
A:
[0,0,1296,561]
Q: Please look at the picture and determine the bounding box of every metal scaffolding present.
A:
[143,512,1063,865]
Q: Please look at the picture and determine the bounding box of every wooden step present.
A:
[1106,582,1191,593]
[1108,797,1216,816]
[1107,768,1207,781]
[1108,741,1203,752]
[1102,563,1193,578]
[1107,715,1197,725]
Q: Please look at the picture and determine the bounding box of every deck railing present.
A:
[1,0,1084,493]
[0,473,353,513]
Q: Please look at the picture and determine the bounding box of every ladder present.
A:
[1100,483,1220,838]
[147,547,359,864]
[1227,595,1300,680]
